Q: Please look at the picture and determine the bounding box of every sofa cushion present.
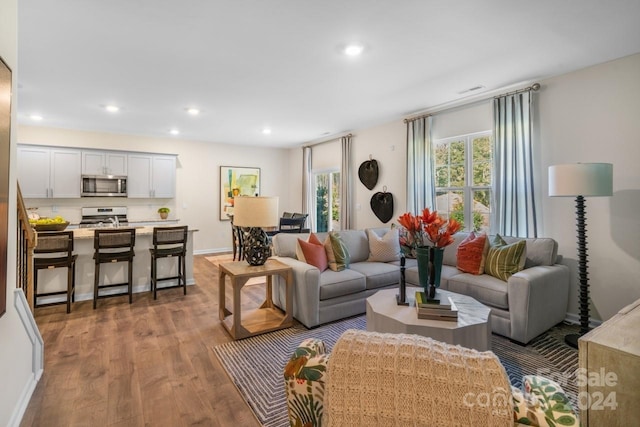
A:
[296,234,328,272]
[337,230,370,263]
[404,264,460,290]
[349,262,400,290]
[366,228,401,262]
[456,232,489,275]
[272,232,310,258]
[442,232,469,266]
[504,236,558,267]
[485,235,526,281]
[324,232,351,272]
[447,273,509,310]
[318,269,366,300]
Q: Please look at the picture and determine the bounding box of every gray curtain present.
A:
[493,91,538,237]
[340,135,353,230]
[302,146,314,231]
[406,116,435,213]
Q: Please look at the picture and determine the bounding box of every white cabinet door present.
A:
[82,150,128,175]
[106,152,127,176]
[81,151,106,175]
[127,154,176,198]
[50,149,81,198]
[127,154,153,198]
[152,155,176,198]
[17,146,50,198]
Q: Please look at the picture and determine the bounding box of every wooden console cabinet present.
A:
[578,299,640,426]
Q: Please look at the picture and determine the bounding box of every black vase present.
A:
[242,227,271,266]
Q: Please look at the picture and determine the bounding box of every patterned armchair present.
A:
[284,330,579,427]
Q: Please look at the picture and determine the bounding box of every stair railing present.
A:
[16,183,36,312]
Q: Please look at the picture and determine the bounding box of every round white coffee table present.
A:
[366,288,492,351]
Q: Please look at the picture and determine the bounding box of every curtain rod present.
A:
[404,82,541,123]
[303,133,352,148]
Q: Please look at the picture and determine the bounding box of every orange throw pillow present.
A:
[457,232,489,275]
[296,233,328,271]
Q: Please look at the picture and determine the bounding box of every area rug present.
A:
[213,317,579,427]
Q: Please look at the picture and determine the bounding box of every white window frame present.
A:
[433,131,493,232]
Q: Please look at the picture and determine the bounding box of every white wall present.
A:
[539,53,640,321]
[304,53,640,322]
[0,0,39,424]
[17,126,292,254]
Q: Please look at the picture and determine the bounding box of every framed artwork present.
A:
[0,57,12,318]
[220,166,261,220]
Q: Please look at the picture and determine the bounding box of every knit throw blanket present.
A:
[325,330,513,427]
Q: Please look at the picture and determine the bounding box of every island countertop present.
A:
[69,225,198,239]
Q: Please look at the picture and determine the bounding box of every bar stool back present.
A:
[93,228,136,309]
[33,231,77,313]
[149,226,188,299]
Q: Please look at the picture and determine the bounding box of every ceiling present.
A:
[17,1,640,148]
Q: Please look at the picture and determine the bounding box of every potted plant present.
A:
[157,207,170,220]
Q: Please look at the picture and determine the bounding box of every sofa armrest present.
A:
[284,338,329,427]
[271,256,322,328]
[508,264,570,344]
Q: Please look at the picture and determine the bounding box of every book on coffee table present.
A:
[415,293,458,321]
[415,291,452,309]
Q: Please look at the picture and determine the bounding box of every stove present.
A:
[79,206,129,228]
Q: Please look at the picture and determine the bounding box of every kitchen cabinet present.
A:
[82,150,127,176]
[17,145,81,198]
[127,154,176,198]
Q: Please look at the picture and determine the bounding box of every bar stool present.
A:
[33,231,77,313]
[149,226,188,299]
[93,228,136,309]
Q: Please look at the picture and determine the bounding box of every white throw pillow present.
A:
[367,228,401,262]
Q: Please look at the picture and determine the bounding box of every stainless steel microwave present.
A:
[81,175,127,197]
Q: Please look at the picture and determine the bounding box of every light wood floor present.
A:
[20,255,267,427]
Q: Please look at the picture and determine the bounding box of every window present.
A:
[313,169,340,232]
[434,132,492,232]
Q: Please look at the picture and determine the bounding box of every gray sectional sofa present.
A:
[271,228,570,344]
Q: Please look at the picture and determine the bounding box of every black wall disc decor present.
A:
[358,156,379,190]
[370,187,394,223]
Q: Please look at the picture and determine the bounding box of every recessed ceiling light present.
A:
[262,128,272,135]
[30,114,43,121]
[186,108,200,115]
[169,129,180,135]
[105,105,120,113]
[344,44,364,56]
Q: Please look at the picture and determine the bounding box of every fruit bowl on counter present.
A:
[29,216,70,232]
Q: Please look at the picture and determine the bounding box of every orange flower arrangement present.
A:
[397,208,461,253]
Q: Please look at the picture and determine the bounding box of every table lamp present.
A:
[233,196,279,266]
[548,163,613,349]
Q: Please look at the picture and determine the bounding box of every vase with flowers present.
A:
[397,208,461,300]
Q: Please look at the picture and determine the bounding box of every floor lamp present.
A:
[548,163,613,349]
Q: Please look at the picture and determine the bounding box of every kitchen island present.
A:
[35,226,197,305]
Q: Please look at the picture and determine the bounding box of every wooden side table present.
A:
[218,259,293,339]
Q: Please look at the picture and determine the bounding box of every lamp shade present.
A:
[548,163,613,197]
[232,196,279,227]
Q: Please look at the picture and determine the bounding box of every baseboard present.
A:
[194,247,231,255]
[9,290,44,427]
[36,279,196,304]
[563,312,602,329]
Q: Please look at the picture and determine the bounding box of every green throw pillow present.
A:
[324,232,350,271]
[484,235,526,281]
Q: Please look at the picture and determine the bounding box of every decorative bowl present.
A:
[33,221,70,232]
